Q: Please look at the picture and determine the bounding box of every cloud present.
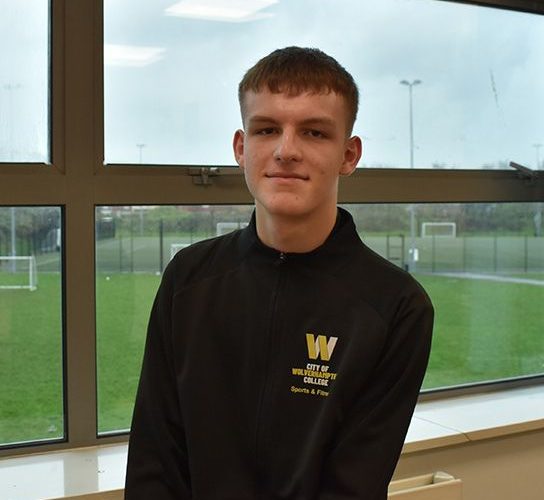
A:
[104,44,165,67]
[164,0,277,23]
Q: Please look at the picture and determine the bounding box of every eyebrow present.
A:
[246,116,278,126]
[299,117,336,129]
[247,115,337,129]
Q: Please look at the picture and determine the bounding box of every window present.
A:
[96,202,544,432]
[95,205,253,433]
[344,202,544,389]
[0,206,63,446]
[1,0,543,455]
[0,1,50,163]
[95,207,162,433]
[104,0,543,169]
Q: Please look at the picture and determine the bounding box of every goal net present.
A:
[169,222,249,262]
[216,221,248,236]
[0,256,38,291]
[170,243,190,261]
[421,222,457,238]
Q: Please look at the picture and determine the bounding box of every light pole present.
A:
[136,143,146,164]
[10,207,16,273]
[3,84,23,271]
[3,83,23,160]
[2,83,23,273]
[533,143,542,170]
[400,79,422,272]
[533,143,543,237]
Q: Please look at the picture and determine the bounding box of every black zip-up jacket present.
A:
[125,208,434,500]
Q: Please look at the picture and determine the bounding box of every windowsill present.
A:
[1,385,543,499]
[403,384,544,453]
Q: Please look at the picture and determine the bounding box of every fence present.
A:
[95,226,544,276]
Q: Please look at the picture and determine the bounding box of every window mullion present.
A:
[62,0,102,448]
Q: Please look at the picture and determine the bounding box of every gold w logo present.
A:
[306,333,338,362]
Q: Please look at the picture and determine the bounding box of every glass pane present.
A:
[95,205,253,433]
[104,0,543,169]
[0,1,50,163]
[343,202,544,389]
[96,203,544,434]
[0,206,63,446]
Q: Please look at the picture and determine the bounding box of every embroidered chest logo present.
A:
[291,332,339,398]
[305,333,338,361]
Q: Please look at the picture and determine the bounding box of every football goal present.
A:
[216,221,248,236]
[0,256,38,291]
[421,222,457,238]
[169,222,249,262]
[170,243,190,261]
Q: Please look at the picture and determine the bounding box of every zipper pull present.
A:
[277,252,287,265]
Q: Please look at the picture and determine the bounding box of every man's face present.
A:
[233,89,361,222]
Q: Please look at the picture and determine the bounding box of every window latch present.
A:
[510,161,538,183]
[189,167,220,186]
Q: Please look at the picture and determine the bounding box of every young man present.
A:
[125,47,433,500]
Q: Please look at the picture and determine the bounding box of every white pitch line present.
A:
[435,272,544,286]
[36,256,61,268]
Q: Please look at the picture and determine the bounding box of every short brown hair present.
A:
[238,47,359,135]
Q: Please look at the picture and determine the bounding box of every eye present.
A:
[255,127,276,136]
[305,129,325,138]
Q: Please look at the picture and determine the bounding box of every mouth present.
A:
[265,172,309,181]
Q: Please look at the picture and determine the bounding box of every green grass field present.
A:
[96,273,160,432]
[1,234,544,444]
[0,273,63,444]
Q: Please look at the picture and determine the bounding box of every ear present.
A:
[339,135,362,176]
[233,129,245,170]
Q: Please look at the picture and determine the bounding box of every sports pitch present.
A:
[1,234,543,444]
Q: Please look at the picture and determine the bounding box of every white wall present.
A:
[394,428,544,500]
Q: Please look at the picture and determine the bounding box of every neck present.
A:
[255,206,338,253]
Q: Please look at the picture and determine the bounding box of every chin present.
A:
[260,201,316,220]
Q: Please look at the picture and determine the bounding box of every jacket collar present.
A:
[238,207,361,263]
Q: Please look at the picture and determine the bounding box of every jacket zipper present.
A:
[254,251,287,495]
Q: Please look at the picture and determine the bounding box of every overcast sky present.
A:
[1,0,543,169]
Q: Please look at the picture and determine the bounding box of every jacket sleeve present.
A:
[124,266,191,499]
[318,287,434,500]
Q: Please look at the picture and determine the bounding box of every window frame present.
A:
[0,0,543,456]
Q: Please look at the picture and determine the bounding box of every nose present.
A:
[274,130,302,163]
